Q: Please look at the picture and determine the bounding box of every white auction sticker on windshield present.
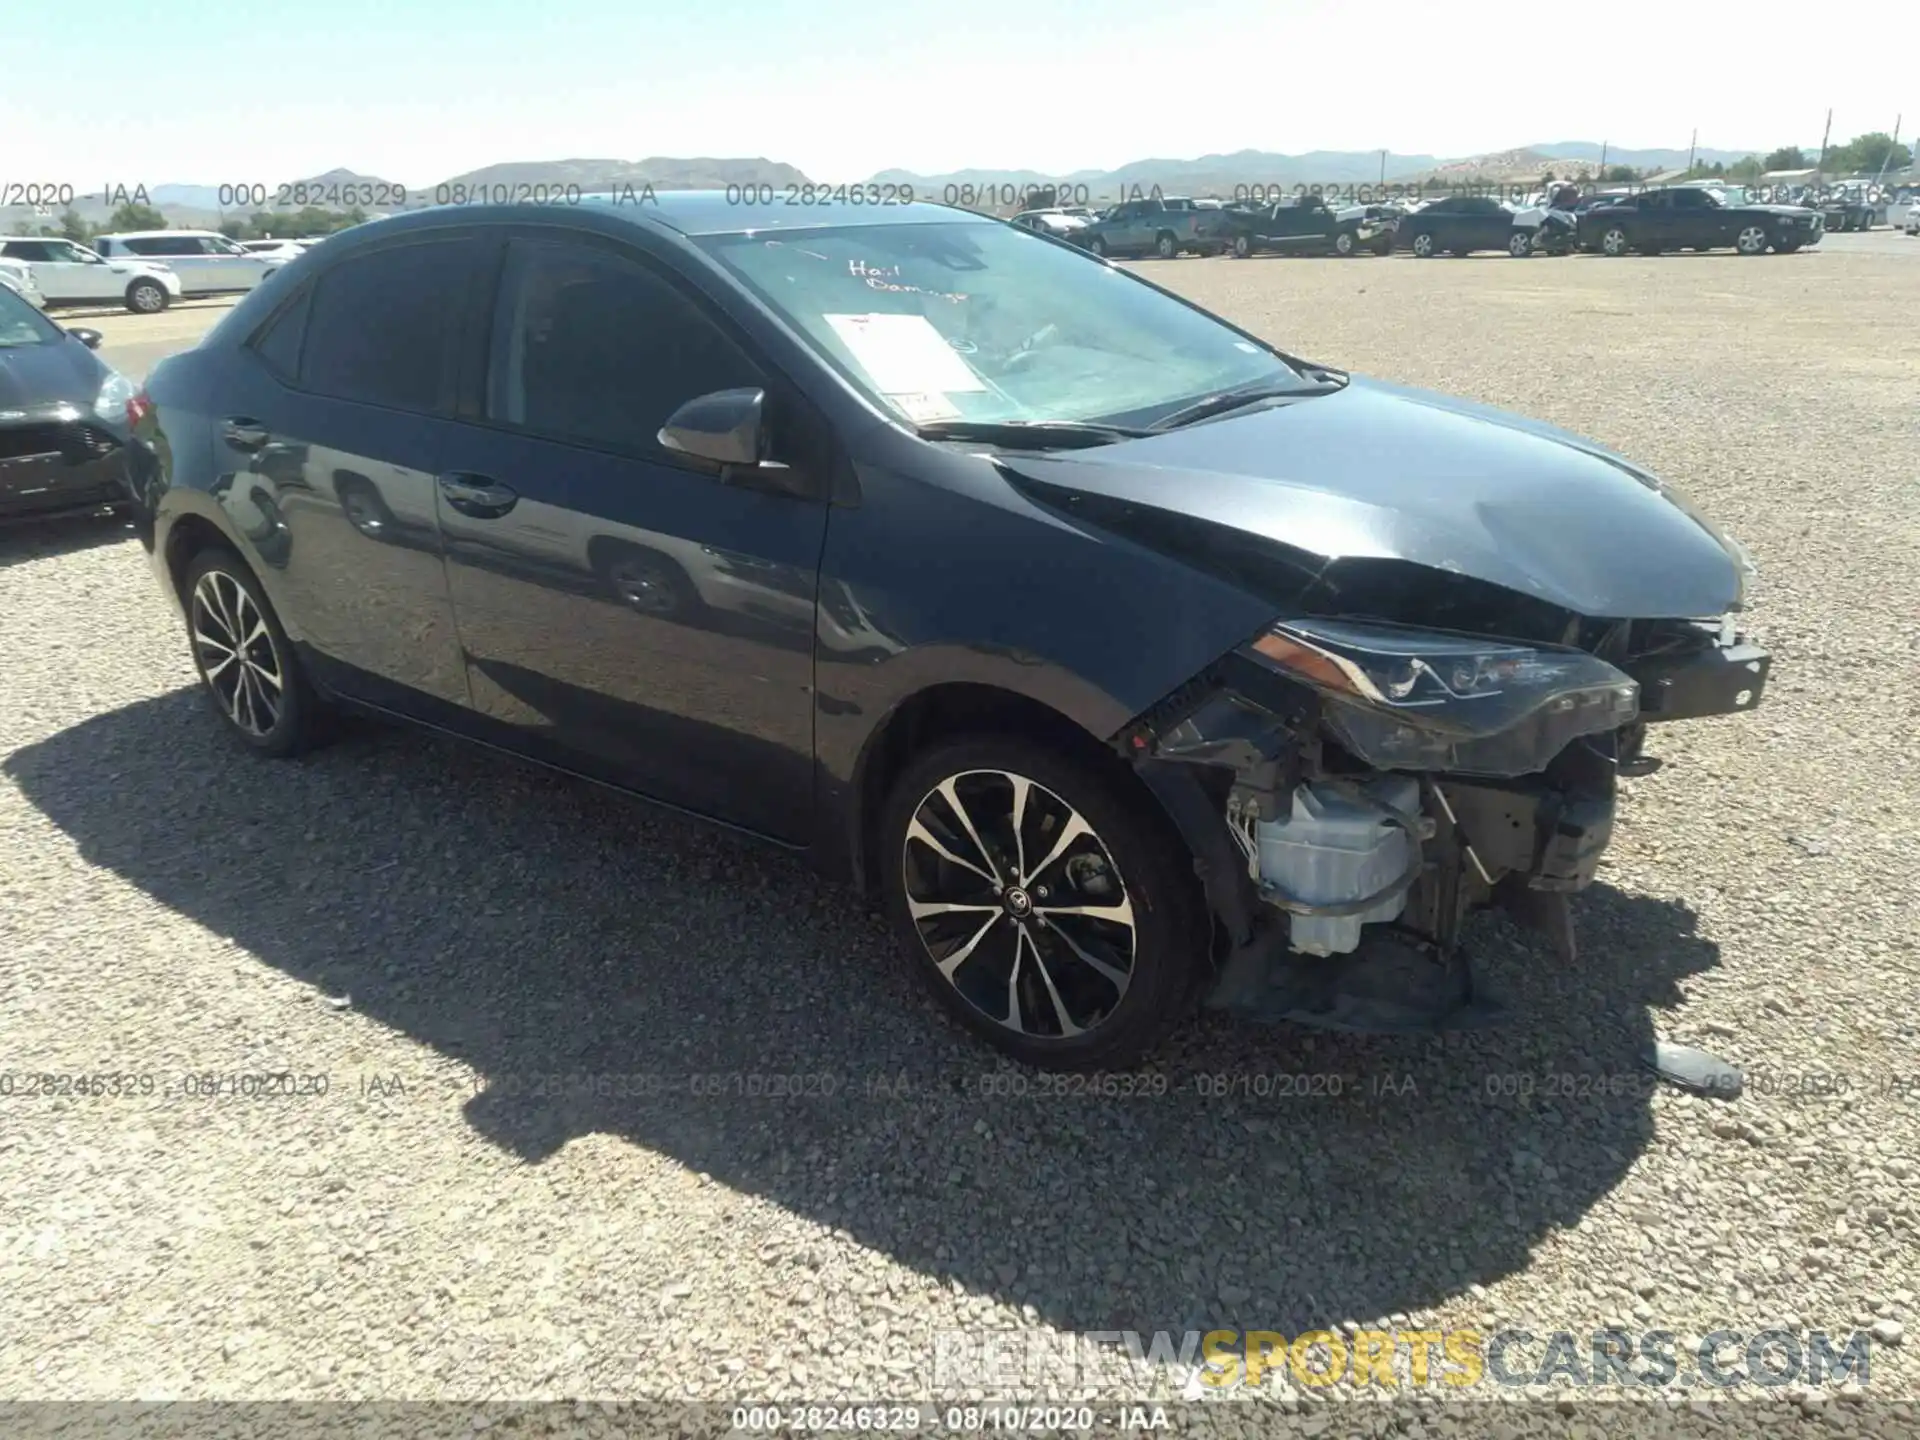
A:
[826,313,987,395]
[890,392,962,423]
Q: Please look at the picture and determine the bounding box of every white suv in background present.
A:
[0,236,183,313]
[0,256,46,308]
[91,230,288,296]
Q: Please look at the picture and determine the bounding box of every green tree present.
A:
[1601,164,1637,183]
[1763,146,1808,171]
[57,207,95,243]
[1823,132,1912,174]
[108,201,167,231]
[1726,155,1764,182]
[218,219,244,239]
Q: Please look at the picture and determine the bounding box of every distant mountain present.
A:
[283,167,408,192]
[1530,141,1765,170]
[148,184,226,209]
[432,156,811,191]
[864,141,1785,200]
[867,150,1444,199]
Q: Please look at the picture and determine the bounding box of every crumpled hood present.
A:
[996,374,1749,619]
[0,337,102,415]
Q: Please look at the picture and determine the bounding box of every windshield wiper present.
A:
[1149,371,1349,432]
[915,418,1155,450]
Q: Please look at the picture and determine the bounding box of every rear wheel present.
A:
[1333,230,1355,256]
[1735,224,1770,255]
[1601,226,1631,257]
[879,736,1206,1070]
[1410,231,1436,258]
[182,548,323,757]
[1154,231,1177,260]
[1372,232,1393,256]
[1087,235,1107,257]
[1231,233,1251,259]
[1507,229,1533,257]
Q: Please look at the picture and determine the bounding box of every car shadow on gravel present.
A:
[9,692,1724,1347]
[0,510,136,570]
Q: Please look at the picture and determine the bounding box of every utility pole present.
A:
[1379,149,1387,186]
[1875,115,1902,184]
[1599,140,1608,175]
[1688,128,1697,174]
[1818,108,1832,173]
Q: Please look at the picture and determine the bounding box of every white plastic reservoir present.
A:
[1256,776,1423,956]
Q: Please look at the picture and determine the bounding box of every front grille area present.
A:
[0,421,121,464]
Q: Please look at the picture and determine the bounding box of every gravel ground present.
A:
[1,247,1916,1437]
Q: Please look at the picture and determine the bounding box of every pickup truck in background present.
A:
[1220,195,1396,257]
[1078,197,1233,259]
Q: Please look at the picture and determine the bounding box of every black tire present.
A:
[1600,226,1631,257]
[1507,229,1533,257]
[1154,231,1177,260]
[181,547,323,757]
[1371,232,1393,256]
[590,540,703,621]
[1409,231,1436,258]
[1231,233,1252,259]
[879,735,1207,1070]
[1333,230,1356,256]
[125,278,169,314]
[1087,235,1107,258]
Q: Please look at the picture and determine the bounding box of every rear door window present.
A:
[298,236,483,414]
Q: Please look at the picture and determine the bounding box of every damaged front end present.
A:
[1117,614,1770,1033]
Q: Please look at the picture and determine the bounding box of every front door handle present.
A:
[437,472,519,518]
[221,416,270,453]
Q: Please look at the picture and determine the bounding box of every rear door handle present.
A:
[437,472,519,518]
[221,416,270,453]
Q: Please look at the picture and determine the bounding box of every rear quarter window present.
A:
[296,237,482,413]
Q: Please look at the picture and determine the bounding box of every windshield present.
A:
[693,220,1306,428]
[0,284,64,347]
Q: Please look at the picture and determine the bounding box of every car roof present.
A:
[97,229,223,240]
[579,191,993,236]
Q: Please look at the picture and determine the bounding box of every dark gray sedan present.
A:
[0,286,142,522]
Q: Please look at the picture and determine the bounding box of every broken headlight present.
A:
[1248,618,1639,777]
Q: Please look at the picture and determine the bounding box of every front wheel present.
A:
[1231,233,1252,259]
[1600,226,1631,257]
[1410,231,1436,258]
[125,278,169,313]
[1507,229,1533,257]
[879,737,1206,1070]
[1087,235,1107,258]
[1154,231,1177,260]
[182,548,324,757]
[1735,224,1770,256]
[1333,230,1355,256]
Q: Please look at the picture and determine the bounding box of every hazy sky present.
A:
[7,0,1909,185]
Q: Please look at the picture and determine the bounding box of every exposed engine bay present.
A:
[1116,612,1771,1032]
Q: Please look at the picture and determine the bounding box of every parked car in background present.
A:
[1078,197,1232,258]
[1009,209,1092,245]
[0,283,146,522]
[1578,187,1823,255]
[1395,195,1537,257]
[240,239,310,260]
[0,237,183,313]
[92,230,289,296]
[1905,203,1920,236]
[1221,195,1394,257]
[131,194,1770,1069]
[0,257,46,309]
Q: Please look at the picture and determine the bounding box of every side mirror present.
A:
[68,327,103,350]
[658,387,769,467]
[658,388,812,498]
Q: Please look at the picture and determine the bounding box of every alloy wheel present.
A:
[191,569,284,738]
[1334,231,1354,255]
[1602,228,1629,256]
[1411,233,1435,257]
[129,282,164,313]
[1508,230,1532,257]
[1736,225,1769,255]
[901,769,1136,1040]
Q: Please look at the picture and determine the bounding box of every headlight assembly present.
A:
[93,370,136,424]
[1247,618,1639,777]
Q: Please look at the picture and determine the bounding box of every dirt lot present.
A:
[2,244,1917,1433]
